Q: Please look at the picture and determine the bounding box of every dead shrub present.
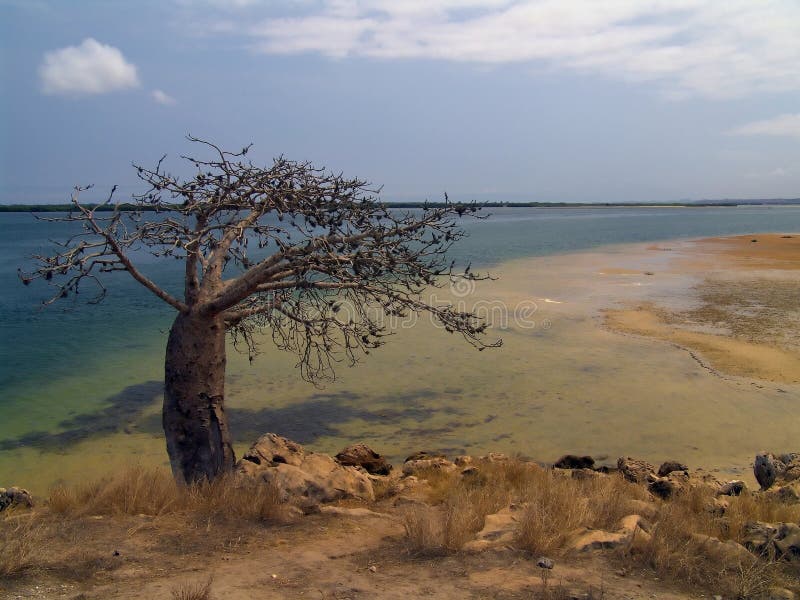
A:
[402,503,446,555]
[171,576,213,600]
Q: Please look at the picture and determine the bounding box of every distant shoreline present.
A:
[1,199,800,212]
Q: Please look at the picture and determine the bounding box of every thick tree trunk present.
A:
[163,312,235,483]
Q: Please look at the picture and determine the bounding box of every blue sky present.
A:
[1,0,799,203]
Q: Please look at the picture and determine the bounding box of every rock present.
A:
[554,455,595,470]
[237,434,374,505]
[569,514,647,553]
[484,452,511,463]
[0,486,34,511]
[657,461,688,477]
[617,457,654,484]
[770,483,800,504]
[773,523,800,560]
[648,477,678,499]
[405,450,444,462]
[402,453,457,476]
[755,453,780,490]
[754,451,799,491]
[569,529,628,552]
[335,443,392,476]
[454,455,473,467]
[718,480,746,496]
[536,557,554,569]
[706,497,730,517]
[463,504,525,552]
[690,533,755,566]
[742,521,779,555]
[625,499,658,520]
[742,521,800,562]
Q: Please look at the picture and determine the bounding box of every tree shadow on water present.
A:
[0,381,163,452]
[0,385,457,451]
[138,389,450,446]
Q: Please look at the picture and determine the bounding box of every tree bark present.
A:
[163,312,235,483]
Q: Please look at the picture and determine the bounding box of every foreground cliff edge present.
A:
[2,437,799,599]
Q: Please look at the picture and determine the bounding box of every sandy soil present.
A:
[1,509,693,600]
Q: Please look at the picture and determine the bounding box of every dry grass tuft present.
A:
[171,576,214,600]
[46,466,285,524]
[0,516,43,578]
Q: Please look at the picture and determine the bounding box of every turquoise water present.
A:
[2,206,800,465]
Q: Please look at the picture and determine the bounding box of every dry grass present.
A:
[515,469,648,556]
[0,466,288,581]
[0,515,43,578]
[171,576,214,600]
[47,465,285,524]
[402,461,528,553]
[628,486,800,597]
[401,458,800,596]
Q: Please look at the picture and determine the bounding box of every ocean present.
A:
[2,205,800,490]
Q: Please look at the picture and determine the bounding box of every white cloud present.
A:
[151,89,177,105]
[194,0,800,98]
[39,38,140,95]
[728,114,800,137]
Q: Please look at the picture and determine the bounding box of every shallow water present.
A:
[2,207,800,491]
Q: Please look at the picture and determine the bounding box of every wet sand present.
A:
[2,234,799,493]
[606,234,800,383]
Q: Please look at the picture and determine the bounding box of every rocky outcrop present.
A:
[335,443,392,476]
[0,487,33,512]
[742,521,800,562]
[617,457,655,484]
[236,434,375,506]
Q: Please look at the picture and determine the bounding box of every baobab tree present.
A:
[21,137,500,483]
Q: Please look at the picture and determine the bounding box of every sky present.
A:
[1,0,799,204]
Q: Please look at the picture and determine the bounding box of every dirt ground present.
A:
[1,509,695,600]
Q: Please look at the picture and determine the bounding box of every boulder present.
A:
[0,487,34,512]
[690,533,755,567]
[237,434,374,505]
[718,480,746,496]
[755,453,781,490]
[335,443,392,476]
[754,452,800,491]
[742,521,800,562]
[648,476,679,499]
[617,457,654,484]
[554,455,595,470]
[657,461,688,477]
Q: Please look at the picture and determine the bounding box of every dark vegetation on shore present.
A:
[2,199,800,212]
